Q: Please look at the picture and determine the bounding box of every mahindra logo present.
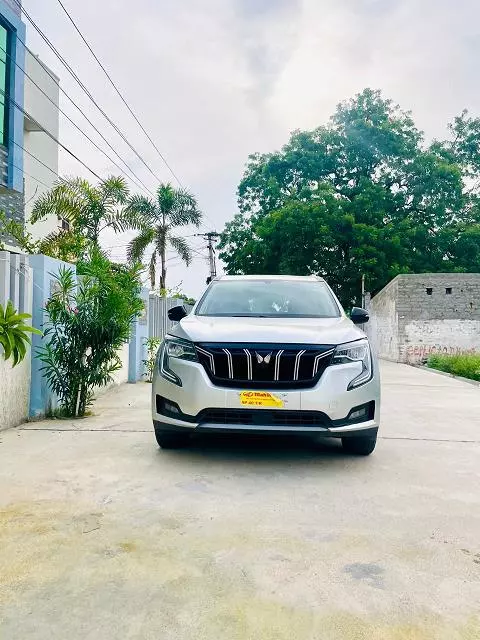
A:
[255,352,272,365]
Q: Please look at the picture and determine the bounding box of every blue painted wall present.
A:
[0,0,25,192]
[128,287,150,383]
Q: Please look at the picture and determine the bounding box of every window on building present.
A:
[0,23,9,148]
[426,288,433,295]
[445,287,452,295]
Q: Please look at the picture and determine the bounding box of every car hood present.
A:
[170,315,364,346]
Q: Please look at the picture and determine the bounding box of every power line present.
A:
[12,0,219,233]
[21,37,156,196]
[0,42,155,197]
[11,162,51,190]
[54,0,182,187]
[0,86,102,180]
[10,137,60,180]
[12,0,219,232]
[11,0,163,185]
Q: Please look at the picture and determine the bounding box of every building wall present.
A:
[0,0,25,193]
[364,278,399,361]
[0,352,30,429]
[366,273,480,363]
[0,249,32,430]
[0,0,25,250]
[3,0,20,17]
[24,51,60,240]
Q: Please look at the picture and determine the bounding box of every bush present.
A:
[427,353,480,381]
[143,337,161,383]
[38,249,144,417]
[0,300,41,366]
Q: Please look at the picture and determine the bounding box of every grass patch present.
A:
[427,353,480,381]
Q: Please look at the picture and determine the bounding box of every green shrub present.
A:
[38,250,144,417]
[427,353,480,381]
[143,337,161,383]
[0,301,41,366]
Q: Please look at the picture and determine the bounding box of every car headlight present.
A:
[333,338,372,389]
[159,336,198,386]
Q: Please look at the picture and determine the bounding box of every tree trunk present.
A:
[78,383,89,417]
[160,248,166,291]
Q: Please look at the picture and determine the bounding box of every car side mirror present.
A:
[168,305,188,322]
[350,307,369,325]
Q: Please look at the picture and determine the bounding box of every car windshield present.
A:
[196,279,341,318]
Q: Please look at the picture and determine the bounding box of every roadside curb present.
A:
[414,365,480,388]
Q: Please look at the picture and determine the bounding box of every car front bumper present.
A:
[151,356,380,438]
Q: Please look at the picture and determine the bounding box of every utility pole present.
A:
[196,232,220,284]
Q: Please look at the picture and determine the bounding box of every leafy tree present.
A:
[220,88,479,306]
[31,176,134,247]
[157,282,196,305]
[126,183,202,289]
[0,301,41,366]
[37,249,144,417]
[1,176,135,263]
[0,210,87,263]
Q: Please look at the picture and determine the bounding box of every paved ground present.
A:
[0,361,479,639]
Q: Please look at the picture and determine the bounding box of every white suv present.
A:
[152,275,380,455]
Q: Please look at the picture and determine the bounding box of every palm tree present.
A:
[30,176,132,246]
[126,183,202,290]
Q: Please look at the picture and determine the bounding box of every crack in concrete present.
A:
[15,428,480,443]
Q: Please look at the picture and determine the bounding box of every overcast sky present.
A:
[24,0,480,296]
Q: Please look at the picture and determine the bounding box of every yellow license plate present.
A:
[239,391,284,408]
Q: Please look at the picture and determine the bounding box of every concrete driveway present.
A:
[0,362,479,639]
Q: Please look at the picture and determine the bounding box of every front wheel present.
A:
[155,429,190,449]
[342,435,377,456]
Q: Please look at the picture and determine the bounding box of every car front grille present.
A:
[195,343,335,389]
[197,408,330,427]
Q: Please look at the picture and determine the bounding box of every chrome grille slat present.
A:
[313,348,335,376]
[293,350,306,381]
[196,346,216,375]
[274,349,284,381]
[243,348,252,380]
[222,348,233,379]
[196,343,335,390]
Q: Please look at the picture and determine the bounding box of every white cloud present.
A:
[23,0,480,295]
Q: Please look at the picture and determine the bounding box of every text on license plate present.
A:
[239,391,284,408]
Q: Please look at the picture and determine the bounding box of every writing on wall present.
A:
[401,344,477,362]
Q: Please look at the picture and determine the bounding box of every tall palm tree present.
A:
[30,176,132,246]
[126,183,202,290]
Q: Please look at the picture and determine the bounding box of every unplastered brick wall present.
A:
[364,278,400,360]
[366,273,480,363]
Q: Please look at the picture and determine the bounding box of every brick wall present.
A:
[364,278,399,360]
[366,274,480,363]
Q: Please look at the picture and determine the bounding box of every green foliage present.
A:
[1,174,133,263]
[427,353,480,381]
[31,176,135,247]
[157,282,196,305]
[220,88,480,307]
[0,300,41,367]
[127,183,202,290]
[142,337,162,383]
[0,209,88,263]
[37,249,144,417]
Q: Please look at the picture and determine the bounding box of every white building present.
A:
[23,50,60,241]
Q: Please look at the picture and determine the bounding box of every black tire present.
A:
[155,430,190,449]
[342,435,377,456]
